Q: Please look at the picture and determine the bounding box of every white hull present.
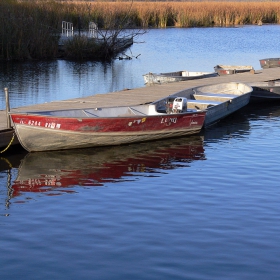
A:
[143,71,217,84]
[14,124,202,152]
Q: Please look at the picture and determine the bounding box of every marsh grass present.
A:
[60,1,280,27]
[0,0,61,60]
[1,0,280,60]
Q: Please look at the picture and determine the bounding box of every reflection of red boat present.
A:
[11,136,205,197]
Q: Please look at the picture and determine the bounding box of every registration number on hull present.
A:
[161,117,177,124]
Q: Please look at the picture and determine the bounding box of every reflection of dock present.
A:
[1,67,280,150]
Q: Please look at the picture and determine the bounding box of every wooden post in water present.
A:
[78,16,81,37]
[4,87,11,129]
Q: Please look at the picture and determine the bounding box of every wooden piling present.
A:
[4,88,11,129]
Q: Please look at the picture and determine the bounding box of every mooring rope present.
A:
[0,156,13,169]
[0,132,15,154]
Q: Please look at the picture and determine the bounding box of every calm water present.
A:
[1,26,280,279]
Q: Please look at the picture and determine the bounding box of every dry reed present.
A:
[1,0,280,60]
[58,1,280,27]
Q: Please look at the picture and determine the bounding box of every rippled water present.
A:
[1,26,280,279]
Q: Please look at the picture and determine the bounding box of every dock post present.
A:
[4,87,11,129]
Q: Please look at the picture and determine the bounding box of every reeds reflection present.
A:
[11,136,205,197]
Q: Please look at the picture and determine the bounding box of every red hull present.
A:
[11,112,204,133]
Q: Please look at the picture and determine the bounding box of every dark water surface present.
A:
[1,26,280,279]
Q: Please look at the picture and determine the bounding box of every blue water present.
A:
[1,26,280,279]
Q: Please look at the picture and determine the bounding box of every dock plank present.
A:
[1,67,280,149]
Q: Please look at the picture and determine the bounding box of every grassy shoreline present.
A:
[1,1,279,61]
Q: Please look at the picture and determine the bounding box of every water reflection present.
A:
[0,146,27,172]
[202,102,280,142]
[0,148,27,209]
[0,59,134,109]
[0,61,59,109]
[0,61,58,93]
[202,107,252,143]
[243,102,280,119]
[10,136,204,198]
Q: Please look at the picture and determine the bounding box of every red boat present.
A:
[10,101,206,152]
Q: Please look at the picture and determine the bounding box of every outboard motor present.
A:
[165,97,176,114]
[172,97,187,113]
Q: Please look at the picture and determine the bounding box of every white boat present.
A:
[143,70,217,84]
[214,65,254,75]
[153,82,252,127]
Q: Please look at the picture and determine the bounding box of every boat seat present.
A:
[128,107,147,115]
[194,92,237,98]
[146,104,163,115]
[188,100,222,110]
[129,105,163,116]
[188,100,221,105]
[83,110,99,117]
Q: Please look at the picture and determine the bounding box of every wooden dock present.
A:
[1,67,280,151]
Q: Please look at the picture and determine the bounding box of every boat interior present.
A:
[155,93,227,112]
[155,85,245,111]
[23,93,232,118]
[27,104,168,118]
